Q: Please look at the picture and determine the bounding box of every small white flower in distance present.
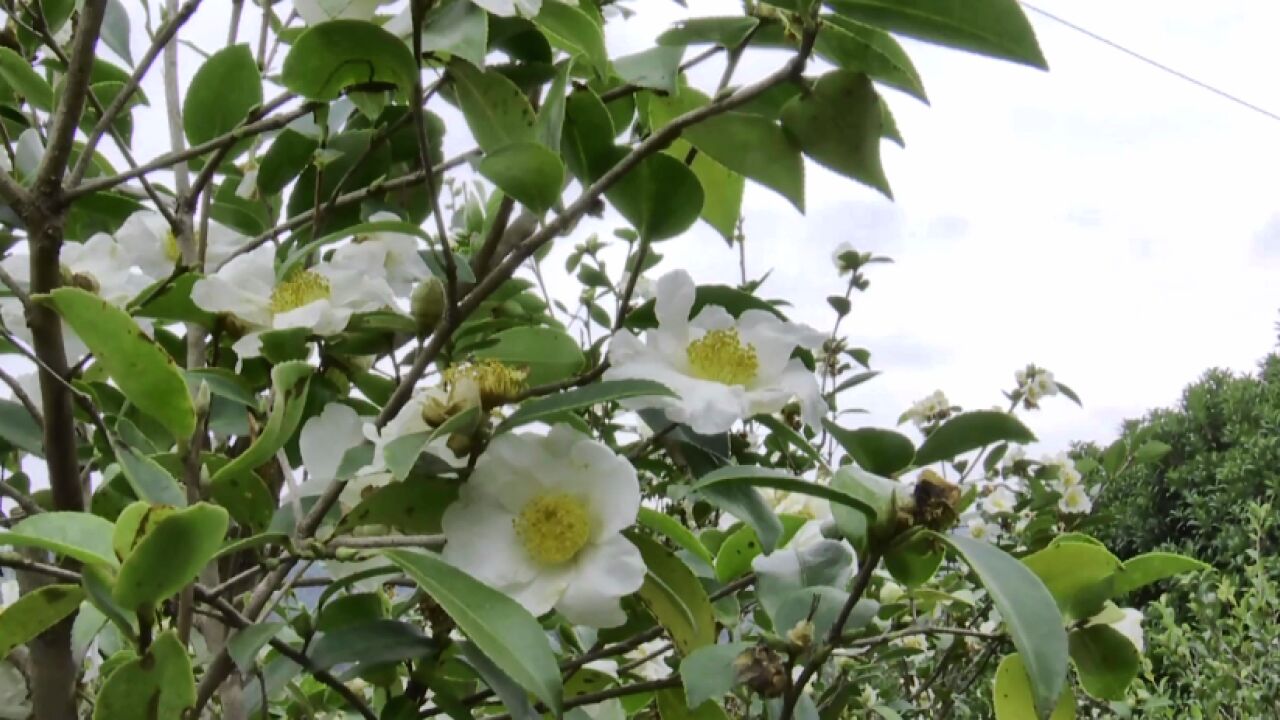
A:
[1058,484,1093,515]
[1014,509,1035,534]
[982,486,1017,515]
[116,210,250,281]
[1000,445,1027,471]
[902,390,950,427]
[441,425,645,627]
[293,0,387,25]
[190,244,394,358]
[964,515,1001,542]
[898,634,928,652]
[623,639,672,681]
[605,270,826,435]
[328,212,431,297]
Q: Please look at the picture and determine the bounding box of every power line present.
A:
[1022,2,1280,125]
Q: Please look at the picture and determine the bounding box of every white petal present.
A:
[116,210,175,281]
[203,221,251,270]
[690,305,734,332]
[231,332,264,359]
[542,425,640,538]
[442,496,538,588]
[191,245,275,325]
[300,403,366,482]
[555,534,645,628]
[653,270,695,336]
[467,432,554,513]
[757,359,825,429]
[14,128,42,179]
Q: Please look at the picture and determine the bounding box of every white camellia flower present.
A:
[623,639,672,681]
[116,210,250,281]
[605,270,826,435]
[441,425,645,627]
[901,390,950,428]
[982,486,1018,515]
[964,515,1001,542]
[1058,484,1094,515]
[328,212,431,296]
[190,244,394,358]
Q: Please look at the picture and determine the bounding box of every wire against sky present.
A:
[1022,2,1280,125]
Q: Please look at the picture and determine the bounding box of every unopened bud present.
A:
[194,380,212,417]
[411,276,445,336]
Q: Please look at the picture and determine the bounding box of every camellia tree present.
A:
[0,1,1206,719]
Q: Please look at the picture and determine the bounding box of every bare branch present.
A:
[0,366,43,428]
[0,476,43,517]
[0,169,30,211]
[34,0,109,196]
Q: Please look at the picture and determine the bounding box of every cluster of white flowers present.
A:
[901,390,951,428]
[1015,364,1059,406]
[1044,452,1094,515]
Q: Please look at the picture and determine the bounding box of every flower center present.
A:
[445,359,528,408]
[686,328,758,386]
[513,493,591,565]
[269,270,331,314]
[163,231,181,263]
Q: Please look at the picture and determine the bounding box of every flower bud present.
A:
[411,276,445,336]
[194,380,212,418]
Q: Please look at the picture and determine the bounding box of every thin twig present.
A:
[0,366,42,427]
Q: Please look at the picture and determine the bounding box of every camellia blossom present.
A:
[605,270,826,435]
[901,390,951,428]
[964,515,1001,542]
[190,244,394,358]
[982,486,1018,515]
[1058,484,1094,515]
[441,425,645,627]
[327,212,431,296]
[115,210,250,281]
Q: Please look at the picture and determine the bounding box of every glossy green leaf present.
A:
[257,129,318,196]
[630,531,716,655]
[473,326,585,386]
[1,512,118,568]
[696,479,782,555]
[308,619,436,671]
[449,58,537,152]
[498,379,674,434]
[94,631,194,720]
[884,531,944,588]
[0,47,54,110]
[1111,552,1210,597]
[713,515,808,583]
[536,60,574,153]
[754,539,854,620]
[0,398,44,456]
[826,0,1047,68]
[615,46,685,94]
[1133,440,1172,463]
[774,586,877,641]
[478,142,565,214]
[47,288,195,440]
[101,0,133,65]
[561,87,618,181]
[650,89,804,211]
[183,44,262,145]
[637,508,714,567]
[1068,625,1140,701]
[1023,542,1122,620]
[109,437,186,508]
[0,584,84,658]
[536,2,608,73]
[113,503,228,612]
[657,16,760,47]
[692,466,876,520]
[681,642,753,708]
[677,138,743,243]
[382,406,480,481]
[780,70,890,198]
[824,421,914,476]
[754,414,823,465]
[209,361,311,485]
[934,533,1068,718]
[817,16,927,102]
[339,476,459,534]
[913,410,1036,466]
[228,621,285,673]
[419,0,488,68]
[829,465,901,557]
[605,151,705,241]
[383,549,562,715]
[283,20,417,100]
[993,654,1076,720]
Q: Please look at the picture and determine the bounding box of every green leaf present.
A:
[681,642,753,708]
[817,17,927,102]
[755,539,855,619]
[826,0,1047,68]
[472,326,585,386]
[101,0,133,65]
[0,584,84,658]
[625,284,785,330]
[282,20,418,101]
[536,60,574,153]
[934,533,1068,718]
[109,437,186,508]
[382,406,481,481]
[478,142,565,214]
[1022,542,1122,620]
[0,398,44,456]
[209,361,311,485]
[680,139,743,243]
[535,2,608,74]
[113,503,229,612]
[913,410,1036,467]
[638,512,712,574]
[308,619,436,671]
[629,530,716,655]
[561,87,618,182]
[257,129,318,196]
[94,630,194,720]
[419,0,488,68]
[713,515,808,583]
[1133,440,1172,464]
[383,549,562,715]
[774,586,877,640]
[0,47,54,110]
[1111,552,1210,597]
[605,151,705,241]
[754,414,823,465]
[780,70,890,198]
[183,44,262,145]
[1,512,118,568]
[657,16,760,47]
[650,89,804,211]
[498,379,675,434]
[448,58,537,152]
[339,476,459,534]
[1068,625,1140,701]
[228,621,285,673]
[47,287,195,440]
[696,479,782,555]
[692,466,876,520]
[823,421,914,476]
[883,531,943,588]
[615,46,685,94]
[993,654,1076,720]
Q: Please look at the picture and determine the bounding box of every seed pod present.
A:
[411,276,445,336]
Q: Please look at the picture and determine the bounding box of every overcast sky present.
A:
[63,0,1280,456]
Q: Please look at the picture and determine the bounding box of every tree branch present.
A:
[33,0,108,196]
[0,169,30,210]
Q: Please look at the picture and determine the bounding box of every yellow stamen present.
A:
[445,359,527,408]
[686,328,758,386]
[513,493,591,565]
[269,270,331,314]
